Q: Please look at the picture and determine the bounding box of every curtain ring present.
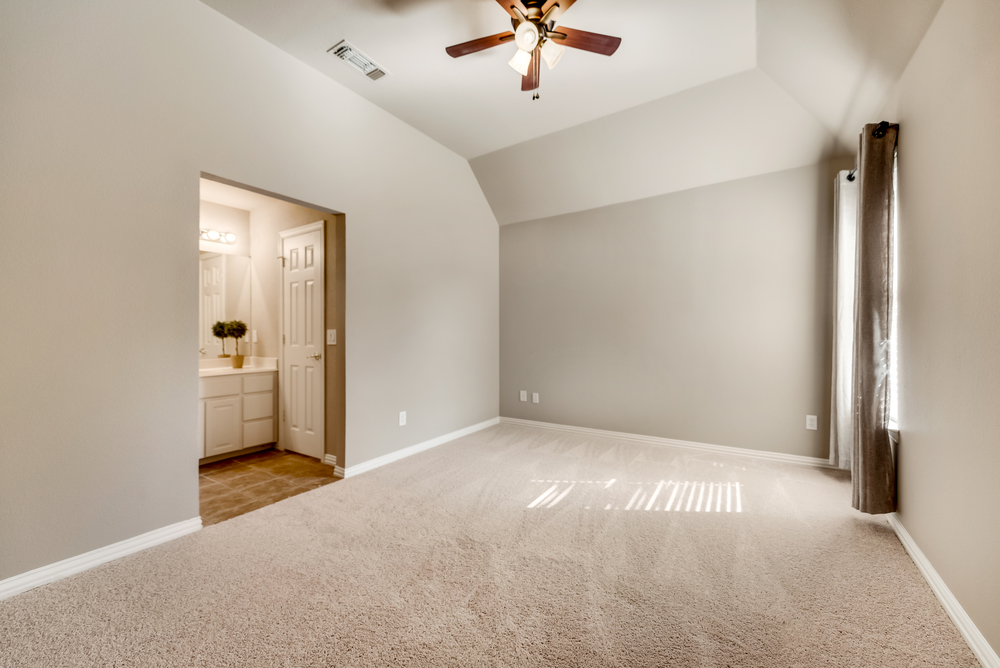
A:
[872,121,890,139]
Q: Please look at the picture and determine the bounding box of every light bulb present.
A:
[541,39,565,70]
[508,48,532,76]
[224,233,236,244]
[206,229,221,241]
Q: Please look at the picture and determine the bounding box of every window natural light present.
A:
[527,478,743,513]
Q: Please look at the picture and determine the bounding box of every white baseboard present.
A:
[500,417,836,469]
[0,517,202,602]
[322,455,345,477]
[886,513,999,668]
[344,417,500,478]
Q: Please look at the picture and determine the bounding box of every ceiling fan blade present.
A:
[540,0,577,24]
[550,26,621,56]
[494,0,530,19]
[521,47,540,91]
[445,32,515,58]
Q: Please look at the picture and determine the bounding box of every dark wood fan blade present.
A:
[521,47,540,91]
[550,26,621,56]
[494,0,529,18]
[540,0,577,24]
[446,32,515,58]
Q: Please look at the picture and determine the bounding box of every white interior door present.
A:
[280,222,325,460]
[200,253,225,358]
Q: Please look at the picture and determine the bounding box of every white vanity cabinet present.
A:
[198,370,277,460]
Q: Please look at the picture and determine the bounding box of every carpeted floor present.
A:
[0,424,980,667]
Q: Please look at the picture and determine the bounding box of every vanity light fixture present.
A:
[200,229,237,244]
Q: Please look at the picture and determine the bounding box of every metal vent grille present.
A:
[327,40,389,81]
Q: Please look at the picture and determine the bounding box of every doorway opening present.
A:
[196,174,346,526]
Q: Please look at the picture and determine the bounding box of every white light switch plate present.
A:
[519,390,527,402]
[806,415,818,430]
[327,329,337,346]
[399,411,406,426]
[252,330,258,343]
[532,393,539,404]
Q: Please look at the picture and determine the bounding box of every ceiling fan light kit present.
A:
[446,0,621,97]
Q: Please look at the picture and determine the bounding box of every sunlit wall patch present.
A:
[526,479,743,513]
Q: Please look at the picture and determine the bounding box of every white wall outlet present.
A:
[252,329,258,343]
[532,392,539,404]
[519,390,527,402]
[806,415,818,430]
[327,329,337,346]
[399,411,406,426]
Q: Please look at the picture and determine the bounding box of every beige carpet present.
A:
[0,424,980,667]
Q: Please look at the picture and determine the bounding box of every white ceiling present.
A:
[199,0,757,159]
[200,0,944,225]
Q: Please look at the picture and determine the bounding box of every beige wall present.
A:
[501,161,850,459]
[246,198,345,467]
[880,0,1000,652]
[0,0,498,581]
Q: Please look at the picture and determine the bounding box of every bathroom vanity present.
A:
[198,360,278,461]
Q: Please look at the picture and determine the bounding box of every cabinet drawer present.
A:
[244,419,275,448]
[200,376,242,399]
[243,392,274,421]
[243,373,274,394]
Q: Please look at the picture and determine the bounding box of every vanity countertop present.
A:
[199,357,277,378]
[199,366,278,378]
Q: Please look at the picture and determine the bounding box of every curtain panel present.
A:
[830,171,858,470]
[852,122,898,515]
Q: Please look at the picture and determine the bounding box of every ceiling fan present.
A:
[445,0,622,98]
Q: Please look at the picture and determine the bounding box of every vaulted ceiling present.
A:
[200,0,943,224]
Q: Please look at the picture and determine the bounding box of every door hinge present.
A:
[282,335,285,344]
[283,410,286,422]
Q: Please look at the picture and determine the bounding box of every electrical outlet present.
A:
[532,392,539,404]
[399,411,406,426]
[327,329,337,346]
[519,390,527,402]
[806,415,818,430]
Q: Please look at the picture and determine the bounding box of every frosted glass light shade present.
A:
[508,48,532,76]
[541,40,565,70]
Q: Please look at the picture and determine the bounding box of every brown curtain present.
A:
[852,122,898,515]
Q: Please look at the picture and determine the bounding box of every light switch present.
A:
[252,330,258,343]
[399,411,407,426]
[519,390,527,402]
[806,415,818,430]
[532,393,539,404]
[327,329,337,346]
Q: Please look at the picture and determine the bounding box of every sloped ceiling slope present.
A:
[200,0,943,226]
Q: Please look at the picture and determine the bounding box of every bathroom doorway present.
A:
[195,175,346,526]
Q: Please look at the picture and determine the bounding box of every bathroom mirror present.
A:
[199,252,252,359]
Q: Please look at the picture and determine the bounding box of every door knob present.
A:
[308,352,322,360]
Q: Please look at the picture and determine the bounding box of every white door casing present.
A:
[280,222,325,460]
[200,253,225,358]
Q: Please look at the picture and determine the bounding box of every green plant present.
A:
[226,320,248,356]
[212,321,228,354]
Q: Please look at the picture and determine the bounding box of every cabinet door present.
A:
[204,396,242,457]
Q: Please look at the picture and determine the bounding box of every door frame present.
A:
[277,220,326,456]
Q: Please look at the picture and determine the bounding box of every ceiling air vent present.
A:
[327,40,389,81]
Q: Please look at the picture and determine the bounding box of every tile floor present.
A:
[199,449,341,526]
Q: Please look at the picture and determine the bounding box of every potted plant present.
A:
[227,320,248,369]
[212,321,230,358]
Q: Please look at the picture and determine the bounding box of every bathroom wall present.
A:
[198,201,250,257]
[246,197,345,467]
